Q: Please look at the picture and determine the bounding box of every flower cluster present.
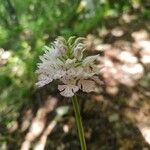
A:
[36,37,101,97]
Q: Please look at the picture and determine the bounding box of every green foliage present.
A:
[0,0,148,148]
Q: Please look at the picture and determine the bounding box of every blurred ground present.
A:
[0,0,150,150]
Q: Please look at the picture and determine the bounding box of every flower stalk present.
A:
[71,95,87,150]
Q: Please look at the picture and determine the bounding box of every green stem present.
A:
[71,95,87,150]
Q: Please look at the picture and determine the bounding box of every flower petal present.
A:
[53,38,67,56]
[91,76,104,85]
[58,84,79,97]
[36,74,53,87]
[78,79,96,93]
[82,54,99,66]
[73,43,85,60]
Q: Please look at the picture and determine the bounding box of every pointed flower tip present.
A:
[36,36,103,97]
[57,36,67,43]
[83,54,100,66]
[43,45,51,52]
[74,37,86,45]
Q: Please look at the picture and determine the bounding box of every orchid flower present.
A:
[36,36,101,97]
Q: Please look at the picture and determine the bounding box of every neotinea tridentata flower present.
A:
[36,36,102,97]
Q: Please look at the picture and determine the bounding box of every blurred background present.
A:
[0,0,150,149]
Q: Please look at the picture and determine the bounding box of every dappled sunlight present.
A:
[7,121,18,133]
[21,108,33,132]
[21,96,58,150]
[0,0,150,149]
[83,15,150,148]
[33,120,57,150]
[0,48,12,65]
[111,27,124,37]
[0,48,11,60]
[85,19,149,96]
[139,40,150,64]
[132,30,149,41]
[122,91,150,146]
[122,14,137,23]
[119,51,138,63]
[132,30,150,64]
[138,124,150,145]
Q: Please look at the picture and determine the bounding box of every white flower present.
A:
[73,43,85,60]
[53,37,67,56]
[64,59,76,68]
[82,55,99,66]
[36,74,53,87]
[78,79,96,92]
[36,36,102,97]
[58,84,79,97]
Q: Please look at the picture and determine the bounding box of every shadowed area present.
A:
[0,0,150,149]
